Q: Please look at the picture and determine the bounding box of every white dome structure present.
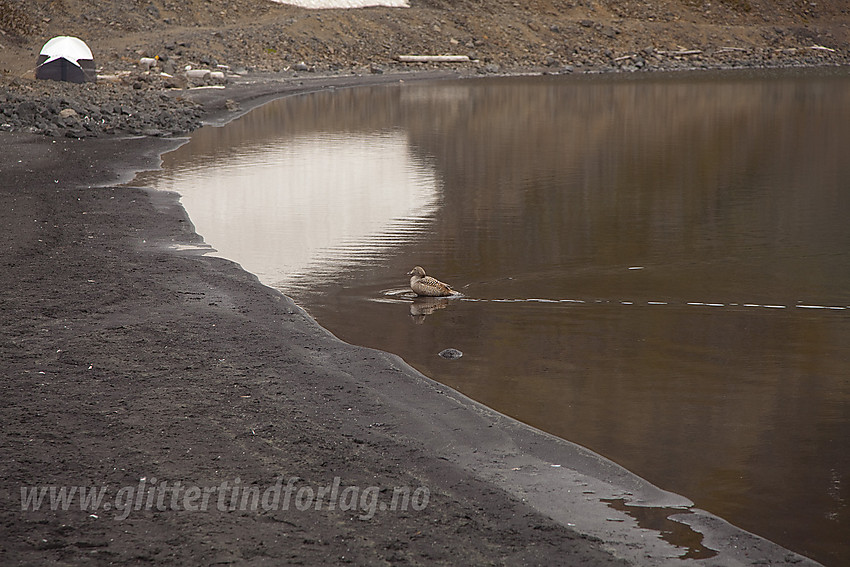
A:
[35,36,96,83]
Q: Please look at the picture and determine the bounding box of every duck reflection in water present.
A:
[405,266,459,323]
[409,296,451,324]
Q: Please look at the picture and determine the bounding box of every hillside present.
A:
[2,0,848,77]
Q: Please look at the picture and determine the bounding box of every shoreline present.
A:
[0,69,827,565]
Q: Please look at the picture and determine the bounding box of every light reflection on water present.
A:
[143,130,439,286]
[138,72,850,565]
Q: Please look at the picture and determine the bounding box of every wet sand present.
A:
[0,72,824,565]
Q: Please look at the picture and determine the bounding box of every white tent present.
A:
[35,36,96,83]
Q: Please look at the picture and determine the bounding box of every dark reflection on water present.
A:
[140,70,850,565]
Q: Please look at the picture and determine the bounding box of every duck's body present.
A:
[407,266,456,297]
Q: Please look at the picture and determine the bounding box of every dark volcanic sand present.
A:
[0,74,825,566]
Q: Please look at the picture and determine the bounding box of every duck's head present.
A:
[407,266,426,277]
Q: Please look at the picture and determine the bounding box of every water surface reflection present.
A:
[142,121,439,285]
[139,71,850,565]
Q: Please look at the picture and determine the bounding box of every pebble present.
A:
[438,348,463,360]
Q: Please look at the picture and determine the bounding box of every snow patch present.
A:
[270,0,408,8]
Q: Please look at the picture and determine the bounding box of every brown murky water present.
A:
[137,70,850,565]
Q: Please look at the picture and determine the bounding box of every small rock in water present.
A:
[438,348,463,360]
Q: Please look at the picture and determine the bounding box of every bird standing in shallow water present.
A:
[407,266,456,297]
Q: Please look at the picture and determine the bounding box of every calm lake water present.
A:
[137,70,850,565]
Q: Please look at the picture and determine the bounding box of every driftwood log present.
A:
[397,55,472,63]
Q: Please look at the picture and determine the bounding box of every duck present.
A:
[407,266,456,297]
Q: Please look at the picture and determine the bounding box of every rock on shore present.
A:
[0,78,203,138]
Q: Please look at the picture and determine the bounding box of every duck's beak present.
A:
[406,270,414,276]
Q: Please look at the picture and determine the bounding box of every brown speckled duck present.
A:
[407,266,456,297]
